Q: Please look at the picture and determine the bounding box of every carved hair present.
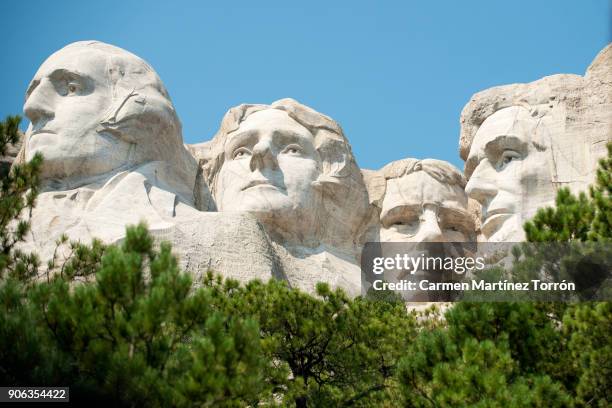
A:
[367,158,467,208]
[16,41,202,204]
[202,98,361,199]
[462,105,553,180]
[381,158,466,188]
[458,75,577,162]
[201,98,370,249]
[63,41,189,168]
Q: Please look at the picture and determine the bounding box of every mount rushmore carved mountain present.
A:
[14,40,611,295]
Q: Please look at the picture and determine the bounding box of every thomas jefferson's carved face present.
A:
[24,46,133,180]
[465,106,553,241]
[379,171,472,243]
[216,109,321,236]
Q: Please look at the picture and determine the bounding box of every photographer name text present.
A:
[372,279,576,292]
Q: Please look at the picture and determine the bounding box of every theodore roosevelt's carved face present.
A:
[216,109,321,238]
[379,171,472,243]
[24,45,133,180]
[465,106,554,242]
[376,170,473,303]
[374,161,474,302]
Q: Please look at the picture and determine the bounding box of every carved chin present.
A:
[225,190,293,214]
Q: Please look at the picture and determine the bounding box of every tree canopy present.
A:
[0,115,609,407]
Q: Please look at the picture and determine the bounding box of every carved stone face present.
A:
[379,171,472,243]
[216,109,321,240]
[465,106,554,241]
[24,46,133,180]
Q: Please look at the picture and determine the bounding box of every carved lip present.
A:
[241,179,283,191]
[30,128,56,136]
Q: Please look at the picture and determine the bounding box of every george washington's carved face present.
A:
[465,106,554,241]
[24,45,133,180]
[216,109,322,239]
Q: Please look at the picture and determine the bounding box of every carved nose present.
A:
[465,162,498,205]
[249,140,278,171]
[416,208,444,243]
[23,79,55,127]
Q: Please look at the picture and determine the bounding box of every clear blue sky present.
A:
[1,1,609,170]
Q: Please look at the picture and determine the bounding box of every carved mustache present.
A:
[30,128,56,136]
[29,120,56,136]
[482,207,513,221]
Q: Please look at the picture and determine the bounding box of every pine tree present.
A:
[396,302,573,407]
[563,302,611,407]
[2,111,609,407]
[202,276,417,406]
[0,115,42,281]
[524,143,612,242]
[587,144,612,242]
[523,144,610,407]
[395,145,612,407]
[0,116,268,405]
[1,224,268,406]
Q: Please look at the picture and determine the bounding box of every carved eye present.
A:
[391,220,418,228]
[282,144,302,155]
[50,72,86,97]
[64,79,82,95]
[499,150,521,169]
[446,225,467,234]
[232,147,251,159]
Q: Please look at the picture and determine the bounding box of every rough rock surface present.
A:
[190,98,370,294]
[362,158,473,243]
[168,212,282,285]
[362,158,474,305]
[12,39,611,296]
[460,45,611,188]
[460,44,612,241]
[16,40,210,264]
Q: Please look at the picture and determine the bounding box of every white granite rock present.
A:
[190,98,370,294]
[363,158,474,243]
[167,212,281,285]
[14,41,222,272]
[362,158,475,304]
[12,40,611,298]
[460,44,612,241]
